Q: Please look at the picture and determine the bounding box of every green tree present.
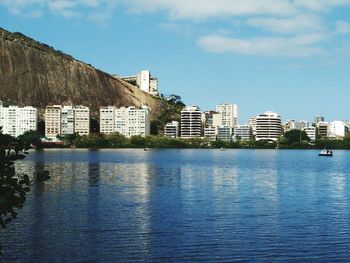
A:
[282,129,310,145]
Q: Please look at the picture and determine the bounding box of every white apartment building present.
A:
[45,105,62,140]
[100,106,116,135]
[248,117,257,136]
[115,106,150,138]
[181,106,202,138]
[284,120,310,132]
[74,106,90,136]
[304,127,316,142]
[118,70,159,96]
[217,126,233,142]
[204,126,217,141]
[61,105,74,136]
[45,105,90,139]
[100,106,150,137]
[329,121,349,139]
[234,125,253,141]
[0,102,37,137]
[216,103,238,128]
[164,121,179,138]
[256,111,282,141]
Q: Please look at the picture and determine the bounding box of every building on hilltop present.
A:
[100,106,150,138]
[180,106,202,138]
[256,111,282,142]
[116,70,159,97]
[0,101,37,137]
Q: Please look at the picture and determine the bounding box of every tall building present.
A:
[216,103,238,128]
[115,106,150,138]
[118,70,159,96]
[74,106,90,136]
[164,121,179,138]
[181,106,202,138]
[0,103,37,137]
[61,105,74,136]
[329,121,349,139]
[100,106,150,137]
[45,105,90,139]
[100,106,116,135]
[45,105,62,140]
[256,111,282,141]
[204,126,217,141]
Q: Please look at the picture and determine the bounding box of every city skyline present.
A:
[1,1,350,122]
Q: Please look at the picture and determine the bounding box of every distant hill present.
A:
[0,27,165,119]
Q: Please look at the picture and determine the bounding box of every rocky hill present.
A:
[0,27,165,119]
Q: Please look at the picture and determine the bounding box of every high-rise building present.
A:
[216,103,238,128]
[61,105,74,136]
[74,106,90,136]
[45,105,62,140]
[181,106,202,138]
[329,121,349,139]
[204,126,217,141]
[256,111,282,141]
[0,103,37,137]
[100,106,150,137]
[217,126,233,142]
[100,106,116,135]
[164,121,179,138]
[115,106,150,138]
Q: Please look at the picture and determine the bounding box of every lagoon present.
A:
[2,149,350,262]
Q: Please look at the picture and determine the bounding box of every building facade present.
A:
[164,121,179,138]
[100,106,116,135]
[215,103,238,128]
[115,106,150,138]
[317,121,329,139]
[329,121,349,139]
[304,127,316,142]
[0,102,37,137]
[74,106,90,136]
[181,106,202,138]
[204,126,217,141]
[45,105,62,140]
[61,105,74,136]
[256,111,282,141]
[217,126,233,142]
[234,125,253,141]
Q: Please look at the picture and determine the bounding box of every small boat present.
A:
[220,147,226,151]
[144,147,150,151]
[319,149,333,157]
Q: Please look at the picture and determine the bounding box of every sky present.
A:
[1,0,350,124]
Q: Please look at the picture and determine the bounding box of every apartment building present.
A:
[180,106,202,138]
[216,103,238,128]
[45,105,62,140]
[234,125,253,141]
[0,102,37,137]
[256,111,282,141]
[164,121,179,138]
[74,106,90,136]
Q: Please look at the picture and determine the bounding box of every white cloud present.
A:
[198,34,327,57]
[294,0,350,11]
[124,0,297,20]
[246,14,324,34]
[335,20,350,34]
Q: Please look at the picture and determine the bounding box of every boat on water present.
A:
[220,147,226,151]
[319,149,333,157]
[144,147,150,151]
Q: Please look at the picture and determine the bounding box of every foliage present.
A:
[282,130,310,144]
[17,130,43,149]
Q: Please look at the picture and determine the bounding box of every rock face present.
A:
[0,27,164,119]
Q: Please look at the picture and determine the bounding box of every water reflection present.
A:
[2,149,350,262]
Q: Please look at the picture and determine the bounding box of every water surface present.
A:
[1,149,350,262]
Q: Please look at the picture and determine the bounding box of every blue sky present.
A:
[1,0,350,124]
